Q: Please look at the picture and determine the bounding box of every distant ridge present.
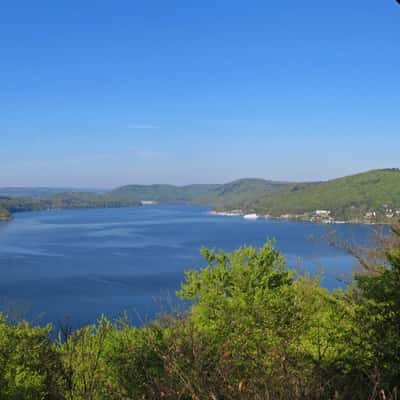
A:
[1,169,399,223]
[248,169,400,221]
[110,178,289,208]
[0,187,106,199]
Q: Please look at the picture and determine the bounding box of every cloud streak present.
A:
[130,124,160,130]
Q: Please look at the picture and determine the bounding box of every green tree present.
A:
[0,315,63,400]
[176,242,351,399]
[348,225,400,395]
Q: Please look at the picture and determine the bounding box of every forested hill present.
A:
[111,178,289,208]
[1,170,400,223]
[0,187,104,199]
[0,179,288,219]
[0,193,141,217]
[248,169,400,221]
[109,183,220,203]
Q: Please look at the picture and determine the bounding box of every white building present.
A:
[243,213,259,220]
[315,210,331,217]
[141,200,158,205]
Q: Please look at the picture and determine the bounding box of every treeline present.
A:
[1,228,400,399]
[110,178,287,209]
[0,192,141,217]
[2,169,400,223]
[249,169,400,221]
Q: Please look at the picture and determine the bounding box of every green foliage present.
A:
[250,169,400,221]
[347,225,400,392]
[176,243,356,398]
[3,169,399,222]
[103,322,167,399]
[109,183,220,203]
[0,316,62,400]
[1,232,400,398]
[110,178,288,208]
[59,318,114,400]
[0,188,102,199]
[0,178,287,219]
[0,192,141,218]
[178,242,292,335]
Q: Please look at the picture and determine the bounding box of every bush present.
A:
[1,230,400,399]
[0,316,63,399]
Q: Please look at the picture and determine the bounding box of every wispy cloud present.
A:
[130,124,160,130]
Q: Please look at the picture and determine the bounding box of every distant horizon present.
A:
[1,167,399,190]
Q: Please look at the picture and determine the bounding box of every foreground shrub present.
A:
[0,316,63,399]
[346,225,400,395]
[1,229,400,399]
[170,243,353,399]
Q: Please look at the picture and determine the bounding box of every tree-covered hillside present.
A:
[197,178,289,208]
[109,183,220,203]
[0,193,141,216]
[249,169,400,221]
[111,178,289,208]
[0,179,289,220]
[1,169,400,223]
[0,187,104,199]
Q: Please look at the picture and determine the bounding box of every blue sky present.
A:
[1,0,399,187]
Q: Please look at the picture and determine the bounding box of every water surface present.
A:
[0,205,376,327]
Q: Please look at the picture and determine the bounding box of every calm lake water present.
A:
[0,205,377,327]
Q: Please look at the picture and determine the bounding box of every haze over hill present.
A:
[0,169,399,223]
[0,187,106,199]
[110,178,289,208]
[0,178,288,219]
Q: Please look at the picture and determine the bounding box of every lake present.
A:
[0,205,377,328]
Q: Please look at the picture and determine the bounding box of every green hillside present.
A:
[111,179,288,208]
[198,178,289,208]
[0,187,104,198]
[109,184,219,203]
[249,169,400,221]
[2,170,400,223]
[0,193,141,216]
[0,179,289,220]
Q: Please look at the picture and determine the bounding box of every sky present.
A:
[1,0,399,188]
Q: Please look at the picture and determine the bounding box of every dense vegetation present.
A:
[0,179,288,220]
[0,193,141,216]
[1,225,400,399]
[110,178,288,208]
[109,183,220,203]
[1,169,400,222]
[0,188,103,199]
[248,169,400,221]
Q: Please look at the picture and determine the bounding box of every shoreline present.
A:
[209,210,388,226]
[0,205,391,226]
